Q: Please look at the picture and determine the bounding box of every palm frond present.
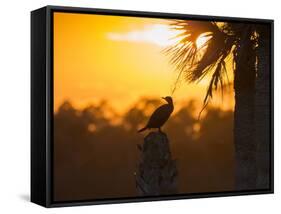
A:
[166,20,235,105]
[165,20,218,72]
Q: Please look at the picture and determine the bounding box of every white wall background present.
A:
[0,0,279,212]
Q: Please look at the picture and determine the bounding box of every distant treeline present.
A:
[54,97,234,201]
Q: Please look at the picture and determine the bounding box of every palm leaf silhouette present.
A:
[166,20,235,107]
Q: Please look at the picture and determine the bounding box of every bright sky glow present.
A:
[107,24,184,47]
[54,13,233,114]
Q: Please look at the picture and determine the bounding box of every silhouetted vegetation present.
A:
[136,131,178,196]
[167,21,270,190]
[54,97,234,201]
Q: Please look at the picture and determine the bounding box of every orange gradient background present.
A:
[53,12,236,201]
[53,12,234,114]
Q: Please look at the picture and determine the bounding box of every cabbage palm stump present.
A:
[136,131,178,196]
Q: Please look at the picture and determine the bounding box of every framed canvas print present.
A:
[31,5,274,207]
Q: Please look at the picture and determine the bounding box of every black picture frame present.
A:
[31,5,274,208]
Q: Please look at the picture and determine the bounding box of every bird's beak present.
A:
[161,97,165,100]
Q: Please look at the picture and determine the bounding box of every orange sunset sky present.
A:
[54,12,234,114]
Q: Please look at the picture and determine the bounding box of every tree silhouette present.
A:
[136,131,177,195]
[255,25,271,189]
[167,21,270,190]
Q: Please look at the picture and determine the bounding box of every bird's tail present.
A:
[138,126,147,133]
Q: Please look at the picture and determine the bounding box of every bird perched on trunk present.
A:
[138,96,174,133]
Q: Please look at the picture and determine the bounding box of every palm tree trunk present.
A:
[136,132,178,195]
[255,25,271,189]
[233,28,257,190]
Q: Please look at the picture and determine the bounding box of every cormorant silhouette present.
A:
[138,96,174,133]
